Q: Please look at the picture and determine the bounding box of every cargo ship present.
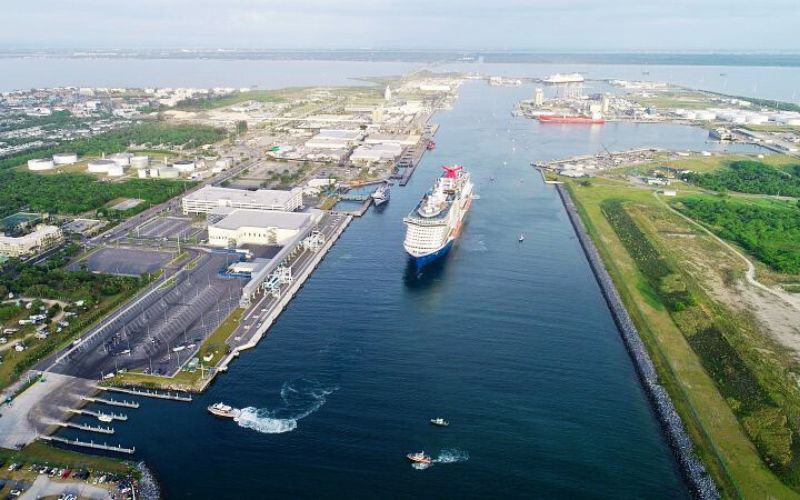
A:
[403,165,473,268]
[538,114,605,124]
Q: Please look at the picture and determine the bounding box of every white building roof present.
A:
[185,186,299,207]
[211,209,313,231]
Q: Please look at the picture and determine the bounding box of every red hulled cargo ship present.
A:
[538,114,605,124]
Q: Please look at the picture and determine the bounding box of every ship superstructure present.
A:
[403,165,473,267]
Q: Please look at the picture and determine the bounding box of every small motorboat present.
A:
[407,451,432,464]
[518,234,525,243]
[430,418,449,427]
[207,402,241,419]
[97,414,113,423]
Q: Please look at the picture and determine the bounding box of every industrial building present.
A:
[0,225,63,258]
[305,129,363,149]
[207,209,319,248]
[182,186,303,214]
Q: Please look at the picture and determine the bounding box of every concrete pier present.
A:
[67,408,128,421]
[100,385,192,402]
[82,396,140,408]
[55,421,115,435]
[39,435,134,455]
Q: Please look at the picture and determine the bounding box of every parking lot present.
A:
[69,248,174,277]
[52,251,244,379]
[134,216,202,241]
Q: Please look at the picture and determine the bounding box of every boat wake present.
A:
[234,378,337,434]
[411,449,470,470]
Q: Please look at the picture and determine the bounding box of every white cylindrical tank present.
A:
[695,111,716,121]
[109,152,133,167]
[173,159,196,172]
[130,155,149,169]
[52,152,78,165]
[137,168,149,179]
[785,118,800,126]
[215,158,232,170]
[87,159,116,173]
[107,164,125,177]
[158,167,180,179]
[27,158,55,171]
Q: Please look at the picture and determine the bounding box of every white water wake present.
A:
[411,449,470,470]
[233,378,337,434]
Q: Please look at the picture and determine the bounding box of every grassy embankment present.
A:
[103,308,243,392]
[565,173,800,498]
[0,442,131,475]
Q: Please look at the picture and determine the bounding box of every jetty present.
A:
[82,396,140,408]
[100,386,192,402]
[55,421,114,435]
[67,408,127,421]
[39,435,134,455]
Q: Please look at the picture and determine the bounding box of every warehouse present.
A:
[207,209,319,248]
[182,186,303,214]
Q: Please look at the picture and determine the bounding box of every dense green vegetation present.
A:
[175,90,286,111]
[601,198,799,480]
[601,199,696,312]
[0,122,227,171]
[0,244,143,304]
[675,196,800,274]
[0,170,192,217]
[684,160,800,197]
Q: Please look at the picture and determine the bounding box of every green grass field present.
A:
[566,176,800,498]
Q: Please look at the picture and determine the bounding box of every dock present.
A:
[67,408,127,421]
[398,131,436,187]
[55,421,114,435]
[39,435,134,455]
[100,386,192,402]
[82,396,140,408]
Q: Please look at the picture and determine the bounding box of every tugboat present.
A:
[430,417,449,427]
[407,451,432,464]
[207,402,241,419]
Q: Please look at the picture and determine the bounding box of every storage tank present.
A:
[107,164,125,177]
[157,167,180,179]
[130,155,149,169]
[215,158,232,170]
[137,168,149,179]
[109,152,133,167]
[52,152,78,165]
[87,159,116,173]
[173,159,196,172]
[695,111,716,121]
[27,158,55,171]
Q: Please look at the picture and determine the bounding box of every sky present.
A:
[1,0,798,51]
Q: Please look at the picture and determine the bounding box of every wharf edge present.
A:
[555,184,719,500]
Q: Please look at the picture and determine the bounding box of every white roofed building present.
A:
[207,209,320,248]
[182,186,303,214]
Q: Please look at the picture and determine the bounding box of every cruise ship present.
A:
[403,165,473,267]
[542,73,585,84]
